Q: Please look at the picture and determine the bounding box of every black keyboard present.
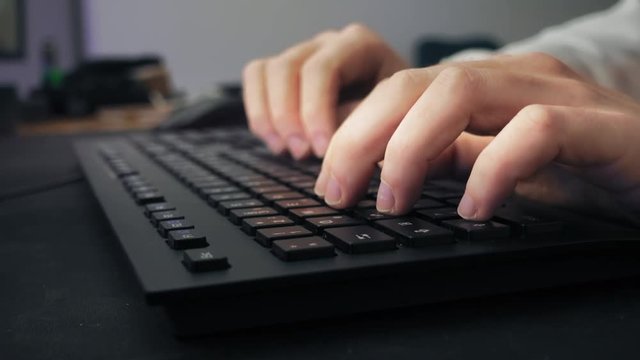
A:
[75,127,640,336]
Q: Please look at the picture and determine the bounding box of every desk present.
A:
[16,104,170,136]
[2,134,640,360]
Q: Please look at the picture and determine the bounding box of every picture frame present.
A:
[0,0,25,59]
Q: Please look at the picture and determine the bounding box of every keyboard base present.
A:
[167,242,640,336]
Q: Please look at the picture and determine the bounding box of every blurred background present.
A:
[0,0,617,136]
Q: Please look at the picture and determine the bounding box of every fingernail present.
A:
[324,175,342,206]
[314,170,328,197]
[457,193,477,220]
[288,135,309,159]
[264,133,284,154]
[311,133,330,157]
[376,182,395,213]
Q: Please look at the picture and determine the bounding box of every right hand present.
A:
[242,23,408,159]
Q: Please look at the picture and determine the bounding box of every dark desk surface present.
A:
[2,135,640,360]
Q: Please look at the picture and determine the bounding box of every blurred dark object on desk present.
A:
[0,85,19,136]
[157,82,246,130]
[22,56,174,121]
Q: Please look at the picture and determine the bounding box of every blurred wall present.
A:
[86,0,616,98]
[0,0,76,98]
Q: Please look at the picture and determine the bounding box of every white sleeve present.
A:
[447,0,640,100]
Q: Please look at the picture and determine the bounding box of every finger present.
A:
[378,66,601,214]
[460,105,630,220]
[301,24,401,157]
[314,69,431,204]
[242,59,285,153]
[265,39,323,159]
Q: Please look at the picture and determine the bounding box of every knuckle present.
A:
[300,54,335,79]
[266,55,294,75]
[314,29,338,42]
[527,52,573,75]
[341,22,371,37]
[436,65,481,92]
[519,104,557,134]
[387,69,423,91]
[242,59,264,80]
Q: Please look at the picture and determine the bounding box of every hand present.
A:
[313,52,640,223]
[242,23,407,159]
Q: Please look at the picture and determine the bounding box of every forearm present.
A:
[449,0,640,100]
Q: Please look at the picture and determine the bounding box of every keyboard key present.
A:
[274,198,320,211]
[158,219,194,237]
[354,208,397,221]
[151,210,184,225]
[144,203,175,217]
[229,207,279,224]
[305,215,363,233]
[201,186,240,196]
[182,249,230,272]
[412,198,446,210]
[323,226,396,254]
[217,199,264,215]
[415,207,460,221]
[272,237,336,261]
[208,192,251,206]
[242,216,295,235]
[442,219,510,241]
[167,229,208,249]
[135,191,165,205]
[355,199,377,209]
[251,185,290,194]
[375,217,454,247]
[262,191,305,202]
[289,206,339,221]
[255,226,313,247]
[493,208,563,236]
[422,189,464,200]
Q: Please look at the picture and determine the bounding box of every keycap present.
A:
[415,207,460,221]
[217,199,264,215]
[151,210,184,225]
[412,198,446,209]
[208,192,251,206]
[250,185,291,194]
[135,191,165,205]
[375,217,454,247]
[242,216,295,235]
[442,219,510,241]
[289,206,339,221]
[493,208,563,236]
[354,208,397,221]
[255,226,313,247]
[167,229,208,249]
[158,219,194,237]
[355,199,377,208]
[323,226,397,254]
[200,186,240,196]
[144,203,175,217]
[262,191,305,202]
[229,207,279,224]
[272,237,336,261]
[305,215,363,233]
[273,198,321,211]
[422,189,464,200]
[182,249,230,272]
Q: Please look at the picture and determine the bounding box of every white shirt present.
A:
[449,0,640,100]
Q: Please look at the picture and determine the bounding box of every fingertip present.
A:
[311,133,330,158]
[457,193,478,220]
[264,132,286,154]
[287,135,311,160]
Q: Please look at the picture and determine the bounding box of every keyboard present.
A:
[75,127,640,336]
